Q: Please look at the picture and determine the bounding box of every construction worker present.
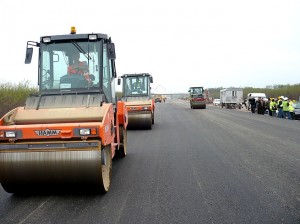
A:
[282,97,291,119]
[288,99,295,120]
[277,96,283,118]
[257,97,265,115]
[265,98,271,116]
[67,52,91,84]
[133,78,143,90]
[269,98,277,117]
[249,97,256,113]
[68,52,88,75]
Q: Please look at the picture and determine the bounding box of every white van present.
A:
[213,99,220,106]
[246,93,267,110]
[247,93,266,99]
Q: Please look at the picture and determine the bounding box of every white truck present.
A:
[220,88,243,109]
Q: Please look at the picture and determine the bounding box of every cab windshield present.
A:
[190,87,204,95]
[123,76,150,96]
[39,41,102,92]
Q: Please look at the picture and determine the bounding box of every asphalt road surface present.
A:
[0,99,299,224]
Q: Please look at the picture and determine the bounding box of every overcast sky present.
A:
[1,0,299,93]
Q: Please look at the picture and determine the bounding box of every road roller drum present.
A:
[127,112,152,129]
[0,141,113,193]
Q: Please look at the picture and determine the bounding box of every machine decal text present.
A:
[35,129,61,136]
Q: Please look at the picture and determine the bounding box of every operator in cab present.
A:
[68,52,92,84]
[133,78,143,90]
[68,52,88,75]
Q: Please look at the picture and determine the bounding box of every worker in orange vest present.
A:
[68,52,88,75]
[68,52,91,83]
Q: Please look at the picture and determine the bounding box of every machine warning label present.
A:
[35,129,61,136]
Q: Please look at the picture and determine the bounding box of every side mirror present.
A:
[117,78,121,85]
[150,77,153,83]
[107,43,116,59]
[25,47,33,64]
[25,41,39,64]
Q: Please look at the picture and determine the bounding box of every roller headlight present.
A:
[89,34,97,40]
[79,129,91,135]
[79,128,97,136]
[42,37,51,43]
[5,131,16,138]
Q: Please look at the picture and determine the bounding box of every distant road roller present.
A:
[189,86,207,109]
[0,27,128,194]
[118,73,154,129]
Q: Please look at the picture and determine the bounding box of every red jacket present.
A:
[68,61,86,75]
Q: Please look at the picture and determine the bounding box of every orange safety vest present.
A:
[68,61,86,75]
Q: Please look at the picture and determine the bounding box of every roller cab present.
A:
[118,73,154,129]
[0,28,128,194]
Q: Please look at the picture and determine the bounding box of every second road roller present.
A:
[118,73,155,129]
[0,27,128,194]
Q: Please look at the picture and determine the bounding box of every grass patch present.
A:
[0,81,38,118]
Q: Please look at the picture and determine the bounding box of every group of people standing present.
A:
[248,96,296,120]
